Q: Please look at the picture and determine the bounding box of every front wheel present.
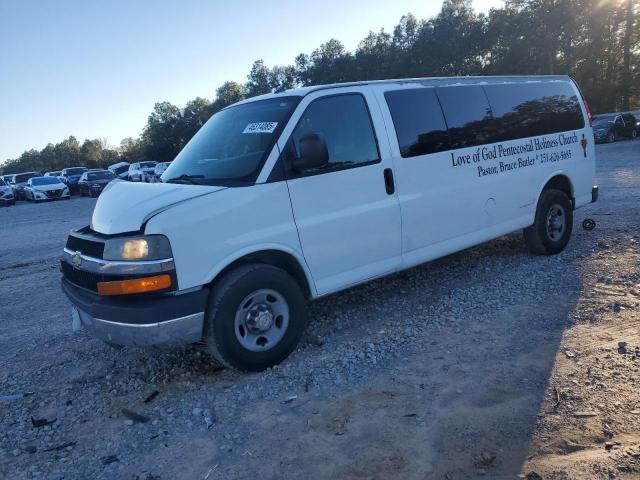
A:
[608,132,616,143]
[523,189,573,255]
[632,129,638,139]
[204,264,308,371]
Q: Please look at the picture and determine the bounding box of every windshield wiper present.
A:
[164,174,206,185]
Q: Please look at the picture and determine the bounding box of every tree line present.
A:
[2,0,637,175]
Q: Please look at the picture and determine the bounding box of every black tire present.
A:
[523,189,573,255]
[204,263,308,371]
[632,129,638,139]
[608,132,616,143]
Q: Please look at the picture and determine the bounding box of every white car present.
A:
[0,176,15,206]
[24,176,70,202]
[61,75,597,371]
[107,161,130,180]
[150,162,171,182]
[127,161,157,182]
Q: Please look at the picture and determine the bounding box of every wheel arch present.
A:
[536,172,575,209]
[205,246,316,299]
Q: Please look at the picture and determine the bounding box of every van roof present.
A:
[233,75,575,106]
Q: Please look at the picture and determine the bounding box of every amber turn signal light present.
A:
[97,274,172,296]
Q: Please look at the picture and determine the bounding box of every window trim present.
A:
[283,92,382,180]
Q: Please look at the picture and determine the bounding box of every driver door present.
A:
[281,89,402,295]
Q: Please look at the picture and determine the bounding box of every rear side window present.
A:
[435,85,495,149]
[484,82,584,141]
[291,94,379,172]
[385,89,450,157]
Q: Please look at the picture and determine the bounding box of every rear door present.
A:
[280,88,402,295]
[375,85,497,262]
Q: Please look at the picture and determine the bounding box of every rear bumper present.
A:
[61,278,209,346]
[592,185,599,203]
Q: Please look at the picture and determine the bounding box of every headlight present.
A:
[103,235,172,261]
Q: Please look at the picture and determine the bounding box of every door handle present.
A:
[383,168,395,195]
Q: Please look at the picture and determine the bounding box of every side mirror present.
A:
[293,133,329,172]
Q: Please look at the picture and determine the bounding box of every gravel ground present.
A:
[1,140,639,479]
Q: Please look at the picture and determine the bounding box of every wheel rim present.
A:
[234,289,289,352]
[546,204,566,242]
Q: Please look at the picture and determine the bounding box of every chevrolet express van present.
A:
[61,76,598,371]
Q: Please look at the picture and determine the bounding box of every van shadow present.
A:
[258,231,585,479]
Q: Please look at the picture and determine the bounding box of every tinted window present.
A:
[65,167,87,176]
[87,171,114,180]
[484,82,584,141]
[32,177,62,186]
[290,94,379,172]
[436,86,495,149]
[593,115,614,127]
[140,162,157,168]
[622,114,635,125]
[15,173,38,183]
[385,88,450,157]
[0,178,5,186]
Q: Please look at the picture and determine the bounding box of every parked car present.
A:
[127,161,157,182]
[150,162,171,182]
[10,171,41,200]
[24,176,70,202]
[0,176,15,206]
[60,166,89,193]
[630,111,640,135]
[593,113,638,143]
[107,161,130,180]
[78,170,116,197]
[61,75,598,372]
[44,170,62,177]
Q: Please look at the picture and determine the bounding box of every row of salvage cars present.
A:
[0,168,114,205]
[0,161,172,206]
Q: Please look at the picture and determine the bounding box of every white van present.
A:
[61,76,598,371]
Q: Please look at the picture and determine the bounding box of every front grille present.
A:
[66,234,105,259]
[45,189,63,198]
[61,261,101,291]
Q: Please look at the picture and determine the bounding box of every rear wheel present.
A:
[204,264,308,371]
[524,189,573,255]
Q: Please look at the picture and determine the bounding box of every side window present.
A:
[482,82,584,141]
[289,94,379,174]
[615,116,624,126]
[384,88,450,157]
[436,85,495,149]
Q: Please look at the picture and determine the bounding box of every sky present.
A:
[0,0,503,162]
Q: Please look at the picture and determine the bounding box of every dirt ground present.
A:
[1,140,639,480]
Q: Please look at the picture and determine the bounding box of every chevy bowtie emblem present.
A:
[72,251,82,267]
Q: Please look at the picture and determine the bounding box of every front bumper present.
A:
[62,278,209,347]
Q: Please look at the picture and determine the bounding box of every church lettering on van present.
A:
[451,132,579,178]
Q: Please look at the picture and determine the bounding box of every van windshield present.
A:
[162,96,301,186]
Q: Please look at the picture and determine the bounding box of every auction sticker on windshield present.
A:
[243,122,278,134]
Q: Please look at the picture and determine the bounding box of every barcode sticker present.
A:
[243,122,278,134]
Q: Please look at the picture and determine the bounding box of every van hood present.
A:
[91,180,226,234]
